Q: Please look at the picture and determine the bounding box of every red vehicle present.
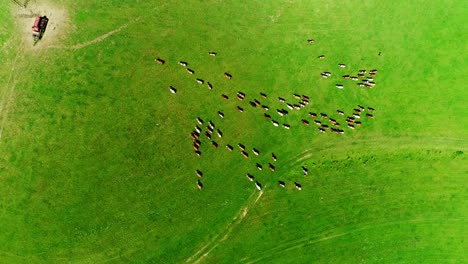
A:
[32,16,49,40]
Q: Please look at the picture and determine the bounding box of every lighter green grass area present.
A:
[0,0,466,263]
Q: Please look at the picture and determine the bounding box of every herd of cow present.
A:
[158,41,378,192]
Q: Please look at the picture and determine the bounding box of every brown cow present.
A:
[260,92,267,98]
[269,163,275,172]
[211,141,218,149]
[224,72,232,79]
[238,143,246,151]
[302,119,310,126]
[366,113,374,118]
[237,106,244,112]
[272,153,277,161]
[226,144,234,151]
[187,68,194,75]
[197,179,203,190]
[156,58,165,64]
[264,113,271,120]
[308,39,315,44]
[221,94,229,100]
[309,112,317,118]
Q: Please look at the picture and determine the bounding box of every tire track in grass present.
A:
[242,218,456,263]
[186,190,264,264]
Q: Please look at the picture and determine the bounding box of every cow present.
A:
[358,83,365,87]
[209,52,217,56]
[207,82,213,90]
[193,142,200,151]
[320,113,328,119]
[357,105,365,111]
[278,97,286,103]
[169,86,177,94]
[302,166,308,175]
[196,170,203,178]
[187,68,194,75]
[237,105,244,113]
[255,181,262,191]
[179,61,188,67]
[337,110,344,115]
[318,55,325,59]
[272,153,277,161]
[209,121,215,128]
[321,73,328,79]
[308,39,315,44]
[283,124,290,129]
[238,143,246,151]
[272,120,279,127]
[278,181,285,188]
[224,72,232,79]
[242,151,249,159]
[358,73,365,78]
[207,126,213,134]
[286,103,294,110]
[352,114,361,119]
[253,148,260,156]
[293,104,301,110]
[264,113,271,120]
[295,182,302,190]
[269,163,276,172]
[217,129,223,138]
[221,94,229,100]
[355,121,362,126]
[321,124,329,130]
[314,120,322,126]
[309,112,317,118]
[249,101,257,108]
[196,117,204,125]
[359,70,367,74]
[343,75,350,79]
[339,63,346,68]
[156,58,165,64]
[329,118,337,123]
[300,102,307,108]
[262,105,269,111]
[196,79,204,84]
[260,92,267,98]
[277,109,284,116]
[331,128,340,134]
[293,94,301,99]
[302,95,310,101]
[195,125,202,134]
[368,107,375,112]
[302,119,310,126]
[218,111,224,118]
[366,113,374,118]
[205,132,212,140]
[195,150,201,156]
[254,99,261,106]
[336,84,344,89]
[348,124,355,129]
[246,173,254,181]
[256,163,263,170]
[324,72,331,77]
[319,127,326,133]
[350,76,358,81]
[226,144,234,151]
[197,180,203,190]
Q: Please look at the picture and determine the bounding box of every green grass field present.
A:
[0,0,466,263]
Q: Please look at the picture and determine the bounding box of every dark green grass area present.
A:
[0,0,466,263]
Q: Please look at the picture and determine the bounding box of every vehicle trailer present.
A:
[32,16,49,40]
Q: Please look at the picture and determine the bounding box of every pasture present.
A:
[0,0,466,263]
